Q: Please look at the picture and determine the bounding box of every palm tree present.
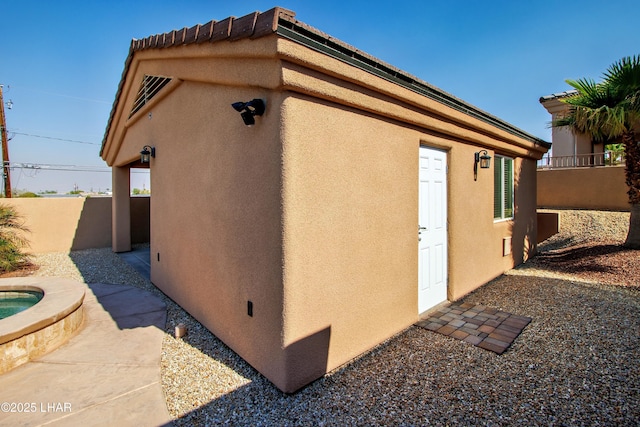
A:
[553,55,640,248]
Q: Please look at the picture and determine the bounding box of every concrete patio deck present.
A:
[0,279,171,426]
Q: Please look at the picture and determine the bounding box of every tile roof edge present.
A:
[101,7,293,156]
[539,89,578,103]
[131,7,293,51]
[276,14,549,147]
[102,7,550,155]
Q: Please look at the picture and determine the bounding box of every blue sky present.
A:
[2,0,637,193]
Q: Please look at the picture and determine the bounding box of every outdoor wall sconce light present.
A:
[474,150,491,181]
[231,99,265,126]
[140,145,155,164]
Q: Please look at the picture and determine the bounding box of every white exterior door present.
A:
[418,146,448,313]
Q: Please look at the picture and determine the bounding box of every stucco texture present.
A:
[2,198,149,253]
[142,81,287,386]
[538,166,629,211]
[281,96,418,389]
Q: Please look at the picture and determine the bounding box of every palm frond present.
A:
[603,55,640,94]
[563,78,625,109]
[576,104,628,141]
[550,110,576,129]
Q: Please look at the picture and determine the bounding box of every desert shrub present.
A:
[0,204,32,272]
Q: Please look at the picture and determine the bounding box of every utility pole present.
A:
[0,85,12,198]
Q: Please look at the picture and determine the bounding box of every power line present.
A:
[8,85,111,104]
[10,163,109,172]
[11,131,100,145]
[8,162,149,173]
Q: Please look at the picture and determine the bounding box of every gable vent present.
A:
[129,75,172,118]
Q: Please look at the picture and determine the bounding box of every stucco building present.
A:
[538,90,628,211]
[101,7,550,392]
[539,90,612,165]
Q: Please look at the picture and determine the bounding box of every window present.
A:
[494,155,513,220]
[129,75,172,118]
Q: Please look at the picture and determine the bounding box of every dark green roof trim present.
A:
[277,20,550,148]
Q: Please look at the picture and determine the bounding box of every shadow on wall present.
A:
[513,213,537,264]
[508,160,538,265]
[537,212,559,244]
[2,197,150,253]
[506,158,561,265]
[281,326,332,393]
[71,197,150,250]
[70,197,112,250]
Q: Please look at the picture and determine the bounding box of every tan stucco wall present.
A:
[430,147,538,301]
[102,34,547,392]
[103,36,296,391]
[127,76,289,388]
[101,37,282,168]
[2,197,149,253]
[280,96,418,390]
[538,167,629,211]
[280,95,541,388]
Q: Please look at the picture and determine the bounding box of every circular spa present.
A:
[0,290,44,319]
[0,278,85,374]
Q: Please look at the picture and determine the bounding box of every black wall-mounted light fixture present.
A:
[474,150,491,181]
[140,145,155,164]
[231,99,265,126]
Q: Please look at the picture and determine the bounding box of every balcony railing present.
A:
[538,152,625,169]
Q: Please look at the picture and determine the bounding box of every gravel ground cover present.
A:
[28,210,640,426]
[522,210,638,288]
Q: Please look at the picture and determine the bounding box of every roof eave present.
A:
[101,7,551,158]
[275,14,550,149]
[100,7,294,160]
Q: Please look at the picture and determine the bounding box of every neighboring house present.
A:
[101,7,550,392]
[538,91,628,211]
[539,91,612,166]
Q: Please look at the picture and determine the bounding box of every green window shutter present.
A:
[493,156,514,220]
[504,158,513,218]
[493,156,503,219]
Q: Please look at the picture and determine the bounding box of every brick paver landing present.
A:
[416,302,531,354]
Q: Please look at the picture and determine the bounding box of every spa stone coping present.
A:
[0,277,86,345]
